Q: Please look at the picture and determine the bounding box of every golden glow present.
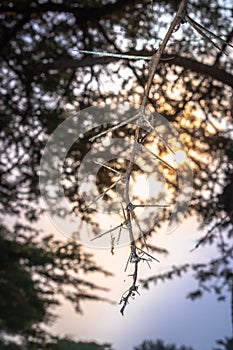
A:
[157,149,188,169]
[174,150,187,166]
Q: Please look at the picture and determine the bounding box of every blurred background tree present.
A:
[0,223,112,349]
[134,339,194,350]
[0,0,233,348]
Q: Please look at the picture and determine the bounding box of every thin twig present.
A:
[143,145,176,170]
[141,116,175,155]
[85,177,122,209]
[79,49,152,60]
[120,259,140,315]
[185,15,224,53]
[131,209,149,248]
[89,113,140,142]
[136,247,160,262]
[91,221,127,241]
[185,14,233,52]
[124,253,132,272]
[132,203,171,208]
[94,161,122,175]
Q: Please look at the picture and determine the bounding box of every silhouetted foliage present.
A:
[214,337,233,350]
[0,337,113,350]
[54,339,113,350]
[0,223,112,348]
[134,339,194,350]
[0,0,233,347]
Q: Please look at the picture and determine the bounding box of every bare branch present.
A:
[90,221,127,241]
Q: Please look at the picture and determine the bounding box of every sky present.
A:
[38,213,232,350]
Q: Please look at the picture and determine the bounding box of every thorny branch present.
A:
[84,0,233,314]
[118,0,233,314]
[119,0,187,315]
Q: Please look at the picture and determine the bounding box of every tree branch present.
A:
[40,52,233,88]
[119,0,187,315]
[141,0,187,106]
[0,0,138,21]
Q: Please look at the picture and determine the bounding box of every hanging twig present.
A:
[81,0,188,315]
[185,14,233,53]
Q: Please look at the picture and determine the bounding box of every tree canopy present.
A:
[134,339,194,350]
[0,0,233,348]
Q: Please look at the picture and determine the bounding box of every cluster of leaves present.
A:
[0,0,233,347]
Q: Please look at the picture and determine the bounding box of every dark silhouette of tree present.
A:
[0,223,112,348]
[219,177,233,217]
[214,337,233,350]
[0,336,113,350]
[134,339,194,350]
[0,0,233,347]
[135,338,233,350]
[54,338,113,350]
